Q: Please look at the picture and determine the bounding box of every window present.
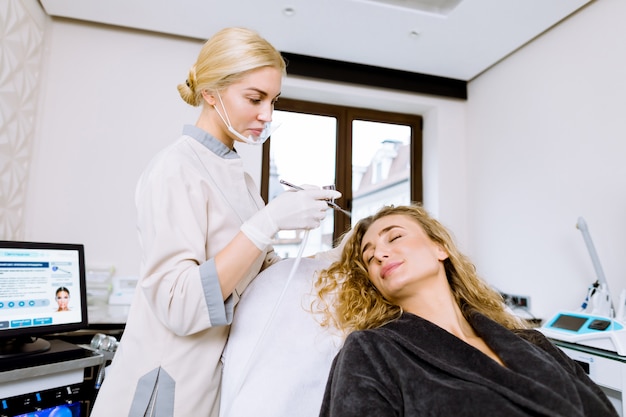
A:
[261,98,422,257]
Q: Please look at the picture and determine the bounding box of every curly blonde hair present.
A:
[314,204,527,334]
[177,27,286,107]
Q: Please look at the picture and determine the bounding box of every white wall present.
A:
[0,0,46,239]
[24,16,466,281]
[466,0,626,319]
[26,19,203,275]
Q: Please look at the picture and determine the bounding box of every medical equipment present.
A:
[540,217,626,356]
[279,179,352,217]
[0,339,103,416]
[90,333,119,389]
[541,311,626,355]
[577,217,613,316]
[618,289,626,324]
[0,241,89,358]
[555,341,626,416]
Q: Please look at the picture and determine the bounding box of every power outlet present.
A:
[510,295,530,309]
[500,293,531,309]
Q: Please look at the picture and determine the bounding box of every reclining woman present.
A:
[314,204,618,417]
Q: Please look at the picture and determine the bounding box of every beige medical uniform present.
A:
[91,125,279,417]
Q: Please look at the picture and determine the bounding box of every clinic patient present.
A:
[314,204,618,417]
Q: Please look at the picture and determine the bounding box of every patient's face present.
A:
[360,214,448,305]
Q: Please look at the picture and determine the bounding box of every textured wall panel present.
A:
[0,0,45,239]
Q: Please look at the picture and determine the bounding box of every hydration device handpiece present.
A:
[90,333,119,389]
[279,179,351,217]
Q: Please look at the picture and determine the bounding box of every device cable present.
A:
[222,229,310,417]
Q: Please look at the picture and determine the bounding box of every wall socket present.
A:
[500,293,531,309]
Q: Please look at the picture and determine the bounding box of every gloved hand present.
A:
[241,187,341,250]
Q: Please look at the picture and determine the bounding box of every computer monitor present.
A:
[0,241,88,358]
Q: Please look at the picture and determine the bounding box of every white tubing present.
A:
[222,230,310,417]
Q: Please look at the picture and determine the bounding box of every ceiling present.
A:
[39,0,592,82]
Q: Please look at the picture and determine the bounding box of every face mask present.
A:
[214,92,279,145]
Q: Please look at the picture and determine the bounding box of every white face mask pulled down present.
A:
[214,93,279,145]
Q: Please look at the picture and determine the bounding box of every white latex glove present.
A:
[241,187,341,250]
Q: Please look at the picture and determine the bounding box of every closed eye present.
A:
[362,225,405,264]
[366,234,401,263]
[362,251,372,264]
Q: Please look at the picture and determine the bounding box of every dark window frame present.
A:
[262,98,423,241]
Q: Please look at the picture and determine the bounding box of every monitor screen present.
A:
[0,241,88,357]
[551,314,587,332]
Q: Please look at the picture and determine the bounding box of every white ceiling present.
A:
[39,0,592,81]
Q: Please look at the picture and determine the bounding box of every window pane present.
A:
[267,111,337,258]
[352,120,411,227]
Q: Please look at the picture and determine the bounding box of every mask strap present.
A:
[213,91,278,145]
[215,92,233,128]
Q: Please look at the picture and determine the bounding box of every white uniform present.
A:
[91,125,279,417]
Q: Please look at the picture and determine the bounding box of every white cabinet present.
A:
[554,340,626,416]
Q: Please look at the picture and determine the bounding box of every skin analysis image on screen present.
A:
[0,241,88,357]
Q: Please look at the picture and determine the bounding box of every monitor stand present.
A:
[0,338,89,372]
[0,336,51,359]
